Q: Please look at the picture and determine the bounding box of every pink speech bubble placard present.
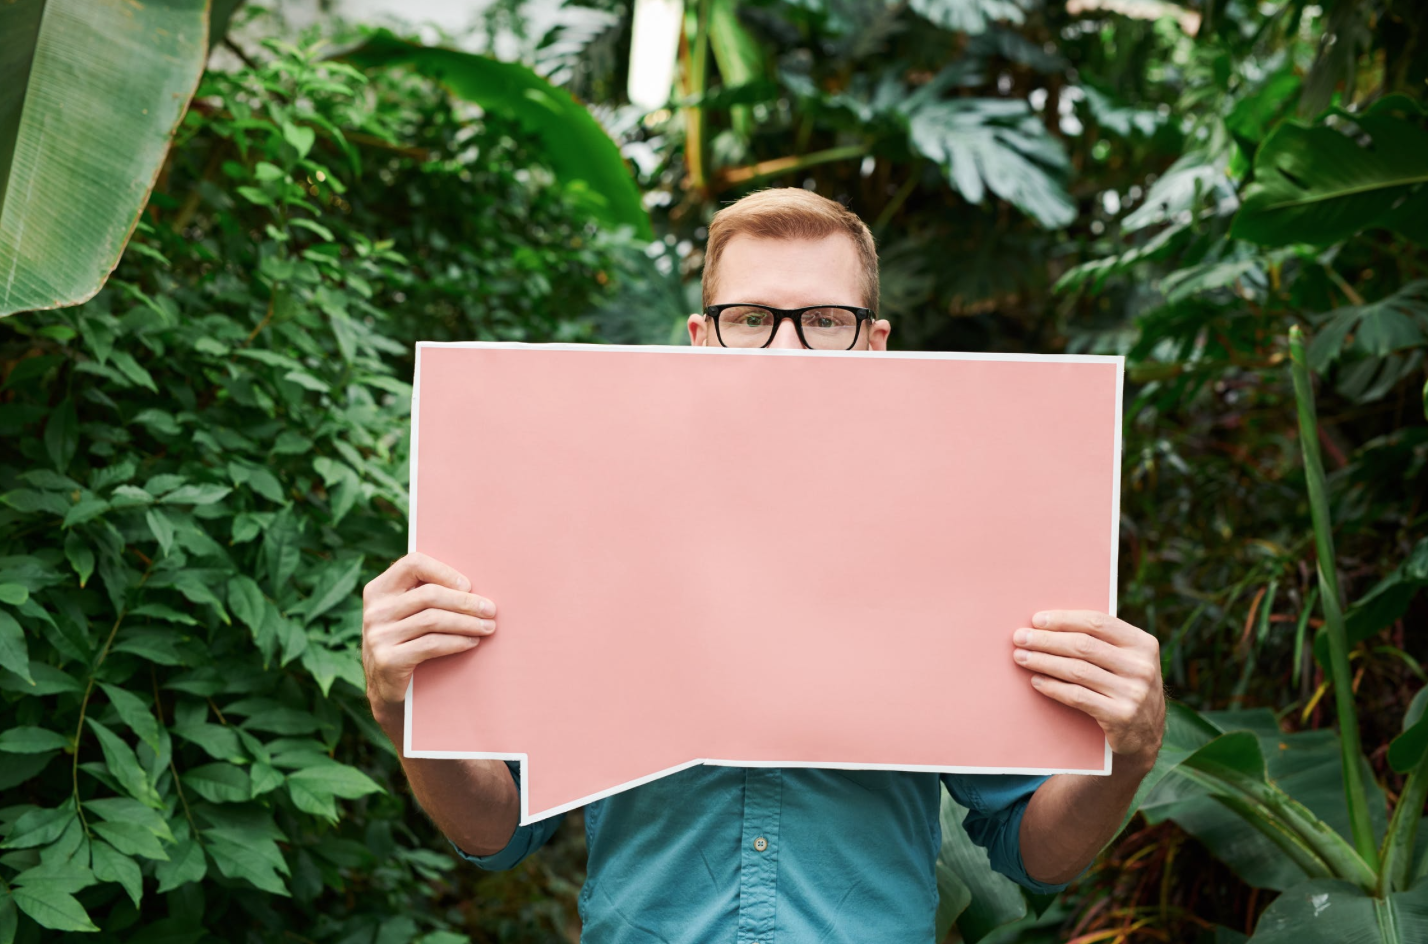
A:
[405,343,1122,824]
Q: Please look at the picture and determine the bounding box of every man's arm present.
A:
[1010,609,1166,885]
[369,704,521,856]
[362,553,521,856]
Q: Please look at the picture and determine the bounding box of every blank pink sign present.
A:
[406,343,1122,824]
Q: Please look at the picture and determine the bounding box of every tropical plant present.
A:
[0,39,622,941]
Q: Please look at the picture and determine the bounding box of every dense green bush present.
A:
[0,41,622,942]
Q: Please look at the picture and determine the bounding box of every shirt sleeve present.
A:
[940,772,1074,894]
[449,761,565,871]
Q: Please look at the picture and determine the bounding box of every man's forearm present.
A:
[374,704,521,856]
[1018,751,1154,885]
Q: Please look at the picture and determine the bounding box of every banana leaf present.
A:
[340,30,651,240]
[1232,95,1428,248]
[1141,708,1384,891]
[935,793,1027,944]
[1247,878,1428,943]
[0,0,210,317]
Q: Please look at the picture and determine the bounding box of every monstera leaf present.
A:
[906,97,1074,229]
[1233,95,1428,247]
[0,0,210,317]
[342,30,650,239]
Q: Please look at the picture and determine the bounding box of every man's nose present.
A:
[768,318,803,350]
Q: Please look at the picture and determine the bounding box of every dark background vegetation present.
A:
[1,0,1425,942]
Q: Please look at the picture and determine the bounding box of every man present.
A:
[361,189,1165,941]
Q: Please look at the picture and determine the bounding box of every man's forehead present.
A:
[713,233,865,306]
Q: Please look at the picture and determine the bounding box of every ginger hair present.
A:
[701,188,879,309]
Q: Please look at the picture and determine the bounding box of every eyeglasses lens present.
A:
[716,307,859,350]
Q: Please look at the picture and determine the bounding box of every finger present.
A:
[393,632,482,666]
[376,583,496,624]
[1013,629,1139,675]
[388,608,495,645]
[1032,610,1137,646]
[365,552,470,601]
[1014,650,1122,697]
[1029,674,1118,721]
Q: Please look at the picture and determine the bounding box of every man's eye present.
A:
[742,314,768,326]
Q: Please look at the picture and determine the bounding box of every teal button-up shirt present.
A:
[456,762,1067,942]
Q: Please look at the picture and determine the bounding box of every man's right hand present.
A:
[361,552,497,727]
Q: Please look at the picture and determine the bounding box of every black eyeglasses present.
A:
[704,304,877,351]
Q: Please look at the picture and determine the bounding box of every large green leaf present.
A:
[1141,708,1383,891]
[0,0,209,317]
[340,30,650,239]
[1233,96,1428,247]
[1247,879,1428,943]
[906,97,1074,229]
[935,792,1028,943]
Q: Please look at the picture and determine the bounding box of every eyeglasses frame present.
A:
[703,303,878,351]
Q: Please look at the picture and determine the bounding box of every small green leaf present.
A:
[0,584,27,606]
[83,797,173,842]
[301,556,364,625]
[108,350,157,391]
[145,507,175,556]
[90,840,142,907]
[154,838,207,893]
[283,121,316,158]
[63,532,95,587]
[183,763,251,804]
[0,610,33,684]
[10,884,97,933]
[161,483,232,505]
[227,575,266,631]
[86,719,159,807]
[91,821,169,861]
[61,497,109,529]
[0,726,71,754]
[98,683,162,754]
[0,892,16,944]
[204,831,290,895]
[251,762,284,797]
[0,806,76,849]
[43,399,78,472]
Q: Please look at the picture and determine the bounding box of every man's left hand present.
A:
[1012,611,1165,767]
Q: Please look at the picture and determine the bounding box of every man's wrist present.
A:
[1114,745,1159,779]
[369,693,405,740]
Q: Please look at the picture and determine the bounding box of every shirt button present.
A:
[753,837,768,852]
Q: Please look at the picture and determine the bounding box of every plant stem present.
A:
[1288,324,1380,872]
[681,0,712,196]
[711,144,867,191]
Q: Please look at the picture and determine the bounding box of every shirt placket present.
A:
[735,767,782,944]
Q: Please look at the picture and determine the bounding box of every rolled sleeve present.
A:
[449,761,565,871]
[941,773,1073,895]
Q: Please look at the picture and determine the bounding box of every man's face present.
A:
[687,234,892,351]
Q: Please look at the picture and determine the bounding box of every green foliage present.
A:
[0,0,209,317]
[0,38,622,942]
[341,29,652,240]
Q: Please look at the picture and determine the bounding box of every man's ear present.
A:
[868,318,892,351]
[687,313,710,346]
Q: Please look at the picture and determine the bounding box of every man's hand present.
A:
[361,552,497,725]
[1012,610,1164,767]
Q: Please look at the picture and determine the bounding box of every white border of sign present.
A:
[403,342,1124,825]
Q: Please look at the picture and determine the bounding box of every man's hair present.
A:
[701,188,880,310]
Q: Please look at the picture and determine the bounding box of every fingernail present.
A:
[1013,629,1030,645]
[457,575,472,592]
[1031,676,1042,687]
[478,599,495,618]
[1013,649,1029,664]
[1033,612,1049,628]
